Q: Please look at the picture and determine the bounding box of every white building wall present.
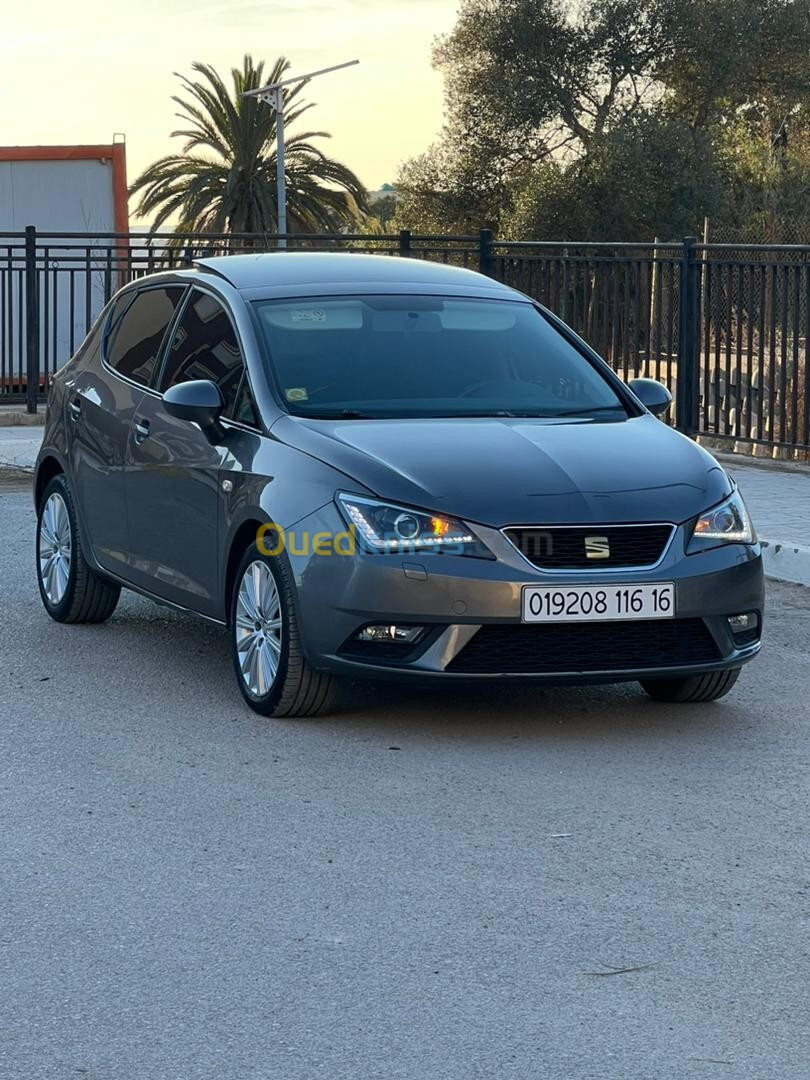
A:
[0,158,116,232]
[0,158,119,379]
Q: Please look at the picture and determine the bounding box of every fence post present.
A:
[479,228,494,277]
[676,235,699,435]
[398,229,411,258]
[25,225,40,415]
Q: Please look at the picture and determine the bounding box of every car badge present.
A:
[584,536,610,559]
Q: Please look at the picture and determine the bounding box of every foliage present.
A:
[508,113,727,241]
[657,0,810,131]
[369,193,398,230]
[130,55,368,234]
[719,108,810,242]
[393,148,508,233]
[395,0,810,240]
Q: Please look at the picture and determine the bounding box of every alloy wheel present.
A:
[235,560,284,697]
[39,492,72,605]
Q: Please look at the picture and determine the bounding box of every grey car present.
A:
[34,253,763,716]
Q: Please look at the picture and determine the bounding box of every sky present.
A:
[0,0,459,213]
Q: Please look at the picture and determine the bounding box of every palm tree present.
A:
[130,55,368,235]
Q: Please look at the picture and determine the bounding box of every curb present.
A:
[0,412,46,428]
[0,460,35,473]
[0,465,34,486]
[0,446,42,470]
[0,428,44,471]
[760,538,810,588]
[714,450,810,478]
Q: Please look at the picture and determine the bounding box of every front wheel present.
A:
[639,667,740,703]
[230,542,336,717]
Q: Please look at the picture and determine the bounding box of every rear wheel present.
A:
[639,667,740,703]
[230,541,336,717]
[36,474,120,624]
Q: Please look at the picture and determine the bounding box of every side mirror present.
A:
[163,379,225,444]
[628,377,672,417]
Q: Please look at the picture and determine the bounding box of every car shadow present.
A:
[327,675,750,740]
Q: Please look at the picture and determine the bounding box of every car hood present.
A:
[273,413,731,527]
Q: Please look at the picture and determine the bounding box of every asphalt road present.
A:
[1,476,808,1080]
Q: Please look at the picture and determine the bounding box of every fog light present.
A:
[356,624,425,644]
[727,612,759,644]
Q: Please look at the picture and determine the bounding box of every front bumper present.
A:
[287,504,765,682]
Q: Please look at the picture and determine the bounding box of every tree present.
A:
[394,148,509,233]
[719,108,810,242]
[658,0,810,133]
[396,0,676,233]
[130,55,368,234]
[509,112,728,241]
[370,191,398,230]
[435,0,672,160]
[396,0,810,239]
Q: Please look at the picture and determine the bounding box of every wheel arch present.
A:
[34,454,65,509]
[223,518,265,626]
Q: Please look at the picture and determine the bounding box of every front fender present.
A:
[218,430,374,616]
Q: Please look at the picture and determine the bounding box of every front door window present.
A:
[159,289,245,414]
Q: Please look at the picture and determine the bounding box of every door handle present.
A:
[68,397,82,421]
[134,418,151,443]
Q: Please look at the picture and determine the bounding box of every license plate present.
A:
[522,582,675,623]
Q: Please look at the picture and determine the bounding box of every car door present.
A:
[124,287,248,618]
[67,285,185,577]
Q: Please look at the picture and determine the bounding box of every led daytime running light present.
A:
[690,490,755,546]
[338,494,477,552]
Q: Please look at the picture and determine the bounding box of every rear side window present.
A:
[105,287,185,386]
[159,289,245,416]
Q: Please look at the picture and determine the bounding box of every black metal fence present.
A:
[2,226,808,456]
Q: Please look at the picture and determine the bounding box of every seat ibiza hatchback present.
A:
[35,253,763,715]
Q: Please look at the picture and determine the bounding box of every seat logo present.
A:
[584,535,610,559]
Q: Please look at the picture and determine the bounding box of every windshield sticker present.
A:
[260,302,363,330]
[285,387,309,402]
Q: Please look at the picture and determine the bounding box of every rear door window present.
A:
[105,287,185,387]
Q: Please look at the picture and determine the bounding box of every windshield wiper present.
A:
[445,409,526,418]
[299,406,624,420]
[437,407,624,419]
[299,408,379,420]
[542,406,626,418]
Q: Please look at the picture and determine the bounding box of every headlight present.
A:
[688,489,755,551]
[336,493,491,557]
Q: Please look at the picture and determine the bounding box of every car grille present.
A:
[504,524,674,570]
[446,619,721,675]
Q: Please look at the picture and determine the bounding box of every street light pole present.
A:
[244,59,359,249]
[273,85,287,241]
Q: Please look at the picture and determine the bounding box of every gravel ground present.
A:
[0,477,808,1080]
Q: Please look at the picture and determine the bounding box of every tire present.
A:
[639,667,740,703]
[36,474,120,624]
[229,541,336,717]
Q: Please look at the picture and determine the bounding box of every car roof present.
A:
[194,251,518,298]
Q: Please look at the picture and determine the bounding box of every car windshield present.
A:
[253,295,628,420]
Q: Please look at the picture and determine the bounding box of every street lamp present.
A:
[243,59,359,248]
